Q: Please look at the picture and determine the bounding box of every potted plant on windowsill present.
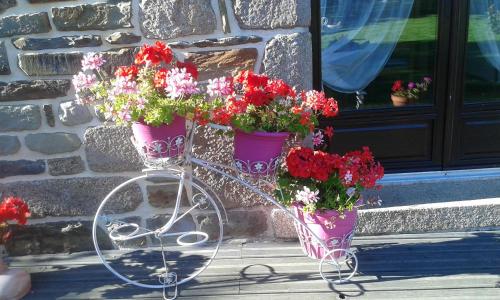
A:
[73,41,210,159]
[391,77,432,107]
[208,70,339,176]
[0,196,31,300]
[275,147,384,259]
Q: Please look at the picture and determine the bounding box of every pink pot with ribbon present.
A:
[233,130,289,175]
[131,115,186,158]
[292,204,357,259]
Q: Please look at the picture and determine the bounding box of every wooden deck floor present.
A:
[11,230,500,299]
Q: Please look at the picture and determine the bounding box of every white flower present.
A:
[295,186,320,205]
[344,171,353,184]
[346,187,356,198]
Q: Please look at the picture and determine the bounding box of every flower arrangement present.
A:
[207,70,339,136]
[391,77,432,100]
[276,147,384,214]
[73,41,209,126]
[0,196,30,245]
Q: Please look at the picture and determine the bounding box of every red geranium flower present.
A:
[392,80,404,92]
[153,68,169,88]
[324,126,334,138]
[176,61,199,80]
[114,65,139,78]
[135,41,173,65]
[0,196,30,225]
[286,147,314,179]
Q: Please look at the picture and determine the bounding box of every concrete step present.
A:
[354,170,500,234]
[272,171,500,237]
[357,198,500,235]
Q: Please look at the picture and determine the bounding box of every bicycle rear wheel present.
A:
[92,171,224,289]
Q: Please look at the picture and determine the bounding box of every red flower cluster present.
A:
[176,61,199,80]
[339,147,385,188]
[235,71,294,107]
[135,41,173,65]
[299,90,339,117]
[392,80,403,92]
[0,196,30,225]
[286,147,384,186]
[114,65,139,79]
[286,147,338,181]
[153,68,168,88]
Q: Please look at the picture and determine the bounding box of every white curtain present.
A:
[321,0,414,93]
[470,0,500,71]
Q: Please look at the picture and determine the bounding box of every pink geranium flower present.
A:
[207,77,233,97]
[72,72,97,92]
[165,67,199,98]
[81,53,106,71]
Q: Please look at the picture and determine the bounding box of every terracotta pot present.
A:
[292,204,357,260]
[0,245,31,300]
[391,94,413,107]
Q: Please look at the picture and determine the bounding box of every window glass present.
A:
[465,0,500,103]
[321,0,437,110]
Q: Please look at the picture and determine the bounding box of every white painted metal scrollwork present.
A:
[93,123,358,300]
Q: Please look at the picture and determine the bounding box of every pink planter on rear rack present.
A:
[292,204,357,260]
[233,130,289,176]
[131,115,186,159]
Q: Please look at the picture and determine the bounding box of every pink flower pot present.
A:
[0,246,31,300]
[131,116,186,158]
[233,130,289,175]
[292,204,357,259]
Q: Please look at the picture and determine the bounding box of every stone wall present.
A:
[0,0,312,255]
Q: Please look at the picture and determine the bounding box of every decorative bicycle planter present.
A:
[92,123,359,300]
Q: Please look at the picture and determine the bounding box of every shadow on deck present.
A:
[11,230,500,299]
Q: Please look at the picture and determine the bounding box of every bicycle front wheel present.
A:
[92,171,224,289]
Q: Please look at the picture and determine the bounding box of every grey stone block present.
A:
[185,48,257,81]
[271,208,297,239]
[147,214,196,244]
[232,0,310,29]
[43,104,55,127]
[18,52,83,76]
[5,221,113,256]
[47,156,85,176]
[0,80,71,102]
[0,176,143,218]
[99,47,138,75]
[25,132,81,154]
[0,159,45,178]
[28,0,75,2]
[12,35,102,50]
[147,184,189,208]
[58,100,92,126]
[52,1,132,31]
[84,125,142,172]
[0,105,41,132]
[0,0,16,14]
[189,36,262,48]
[0,41,9,75]
[140,0,216,39]
[0,135,20,155]
[0,13,51,38]
[105,32,141,44]
[198,209,268,239]
[262,32,313,91]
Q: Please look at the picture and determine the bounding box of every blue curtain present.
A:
[470,0,500,72]
[321,0,414,93]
